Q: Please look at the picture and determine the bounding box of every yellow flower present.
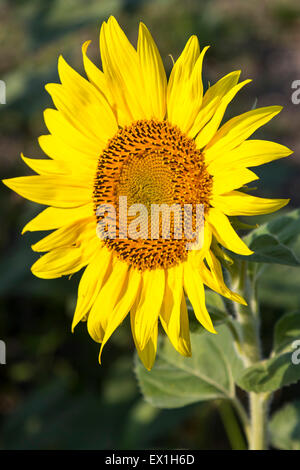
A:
[3,17,292,370]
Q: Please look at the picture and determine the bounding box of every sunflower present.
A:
[3,17,292,370]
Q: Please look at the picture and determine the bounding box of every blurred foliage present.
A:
[0,0,300,450]
[270,400,300,450]
[136,325,244,408]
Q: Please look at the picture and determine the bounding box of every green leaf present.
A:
[237,311,300,393]
[273,311,300,354]
[135,325,243,409]
[188,290,229,334]
[229,234,300,266]
[237,351,300,393]
[269,401,300,450]
[249,234,300,265]
[229,209,300,266]
[245,208,300,246]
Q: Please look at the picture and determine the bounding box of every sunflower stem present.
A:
[248,392,269,450]
[233,260,270,450]
[218,400,247,450]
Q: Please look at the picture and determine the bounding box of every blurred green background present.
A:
[0,0,300,450]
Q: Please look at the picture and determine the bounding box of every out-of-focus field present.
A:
[0,0,300,449]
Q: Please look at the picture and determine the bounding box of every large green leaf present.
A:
[269,401,300,450]
[273,311,300,354]
[237,310,300,393]
[237,352,300,393]
[247,234,300,266]
[244,208,300,246]
[135,325,243,409]
[228,234,300,266]
[228,209,300,266]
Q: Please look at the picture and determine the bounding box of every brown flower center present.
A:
[93,119,212,270]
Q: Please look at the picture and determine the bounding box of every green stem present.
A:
[233,260,270,450]
[231,397,251,445]
[218,400,247,450]
[248,392,269,450]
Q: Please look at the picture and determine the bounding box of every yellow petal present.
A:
[21,153,67,175]
[189,70,241,138]
[167,36,209,133]
[72,245,112,331]
[187,221,212,268]
[82,40,130,126]
[195,79,251,150]
[183,260,216,333]
[47,56,118,146]
[168,35,199,99]
[132,316,158,371]
[99,267,142,361]
[208,139,293,174]
[179,294,192,355]
[212,168,258,195]
[201,251,246,305]
[160,263,191,357]
[211,191,289,216]
[3,175,91,208]
[38,134,97,176]
[204,106,282,159]
[132,268,165,350]
[87,256,129,343]
[137,22,167,120]
[46,83,98,142]
[31,218,96,252]
[31,236,99,279]
[43,108,101,156]
[100,16,146,123]
[22,204,94,234]
[82,40,112,101]
[58,55,117,134]
[207,207,253,256]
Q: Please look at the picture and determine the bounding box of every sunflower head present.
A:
[93,118,213,271]
[3,16,292,370]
